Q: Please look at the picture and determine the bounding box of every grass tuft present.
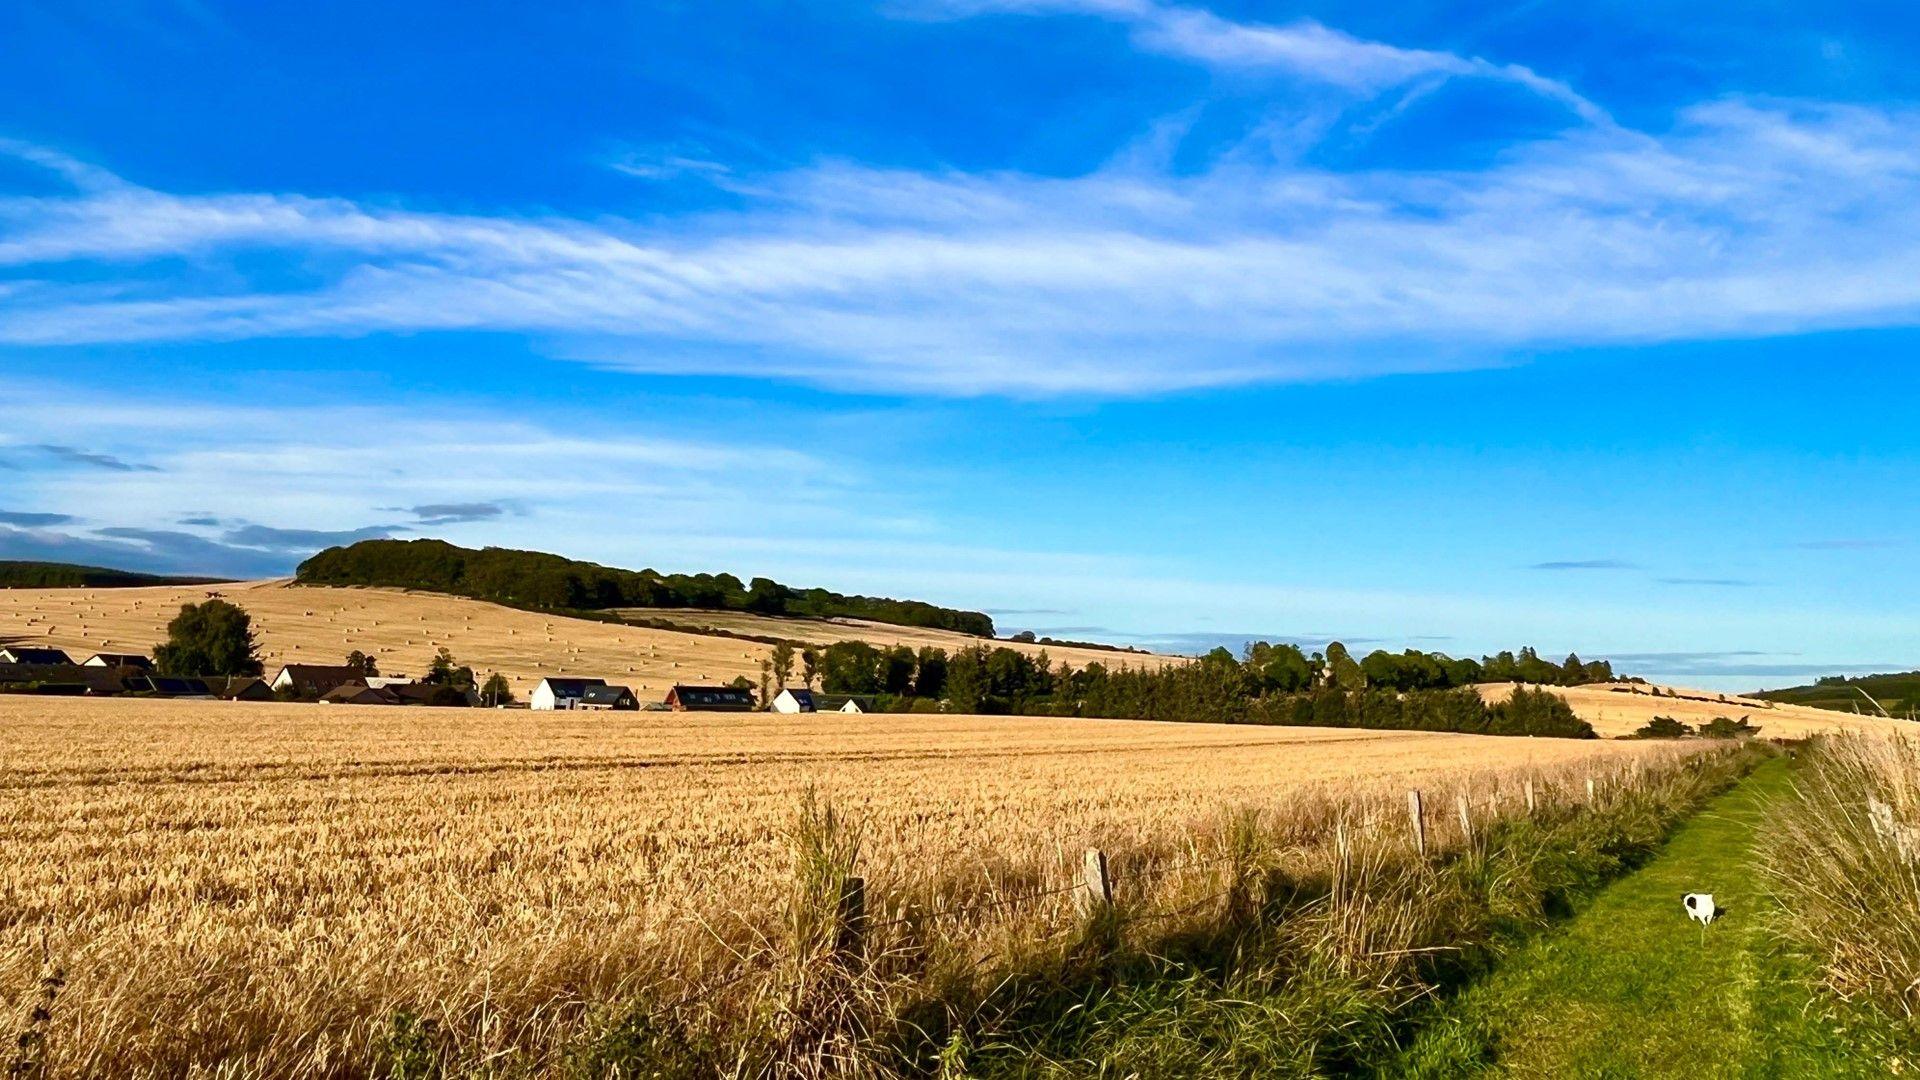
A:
[1761,734,1920,1026]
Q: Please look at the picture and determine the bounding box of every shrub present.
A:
[1700,715,1760,739]
[1632,715,1694,739]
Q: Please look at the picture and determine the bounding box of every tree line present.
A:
[0,560,225,589]
[789,638,1608,738]
[296,539,996,636]
[145,595,1607,739]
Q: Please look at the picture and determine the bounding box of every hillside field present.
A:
[0,579,1171,700]
[1478,681,1895,739]
[613,604,1154,657]
[0,694,1703,1077]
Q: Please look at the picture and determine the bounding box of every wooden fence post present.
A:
[1586,775,1597,804]
[1080,848,1112,913]
[1524,778,1537,815]
[1408,790,1427,858]
[1456,793,1474,847]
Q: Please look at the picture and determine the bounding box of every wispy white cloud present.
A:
[4,98,1920,396]
[908,0,1608,123]
[608,145,735,182]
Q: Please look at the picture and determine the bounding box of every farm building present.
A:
[0,663,107,695]
[664,684,756,712]
[768,688,869,713]
[84,653,153,670]
[206,676,275,702]
[320,685,402,706]
[770,687,816,713]
[817,694,873,714]
[0,647,74,666]
[531,677,606,711]
[390,682,479,707]
[271,664,368,697]
[577,684,640,711]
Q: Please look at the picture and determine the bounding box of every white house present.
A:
[770,687,816,713]
[531,677,606,711]
[818,694,871,714]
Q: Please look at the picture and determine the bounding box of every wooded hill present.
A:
[0,561,230,589]
[1755,671,1920,716]
[295,538,997,637]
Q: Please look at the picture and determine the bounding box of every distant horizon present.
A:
[4,544,1898,695]
[5,1,1919,689]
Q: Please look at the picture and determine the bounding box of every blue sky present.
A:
[4,0,1920,688]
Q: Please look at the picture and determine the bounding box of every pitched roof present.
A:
[130,676,213,697]
[777,687,816,708]
[580,684,638,707]
[275,664,367,688]
[0,647,74,666]
[205,676,274,700]
[86,653,153,669]
[666,684,757,710]
[320,684,400,705]
[536,677,607,696]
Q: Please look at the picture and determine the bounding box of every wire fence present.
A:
[651,760,1666,1016]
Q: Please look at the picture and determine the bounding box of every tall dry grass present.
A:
[1762,734,1920,1025]
[605,741,1750,1078]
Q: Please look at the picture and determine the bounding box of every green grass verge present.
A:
[928,750,1762,1078]
[1389,757,1914,1077]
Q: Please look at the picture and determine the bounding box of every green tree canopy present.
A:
[913,646,948,699]
[1324,641,1366,690]
[770,641,795,689]
[425,647,475,690]
[944,646,990,713]
[820,641,882,694]
[480,673,514,707]
[152,599,262,677]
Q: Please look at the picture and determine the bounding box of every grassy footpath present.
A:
[1391,757,1912,1078]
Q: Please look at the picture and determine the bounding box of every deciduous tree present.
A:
[153,599,262,677]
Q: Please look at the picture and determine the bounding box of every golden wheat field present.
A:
[0,580,1170,701]
[0,694,1703,1077]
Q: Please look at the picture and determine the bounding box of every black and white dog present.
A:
[1683,892,1717,926]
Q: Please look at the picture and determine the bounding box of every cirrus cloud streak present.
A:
[4,99,1920,396]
